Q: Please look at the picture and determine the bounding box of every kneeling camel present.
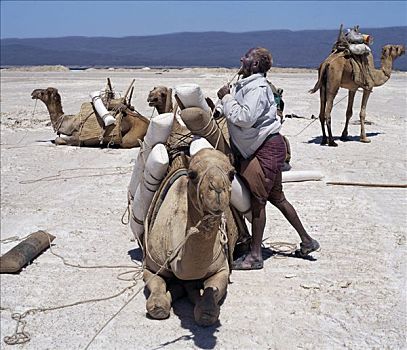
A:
[143,148,236,326]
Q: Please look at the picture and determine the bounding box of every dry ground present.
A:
[1,68,406,349]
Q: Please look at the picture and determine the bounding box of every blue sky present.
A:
[1,1,406,38]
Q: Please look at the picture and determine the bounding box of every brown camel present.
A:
[147,86,173,114]
[310,44,405,146]
[31,87,151,148]
[143,148,236,326]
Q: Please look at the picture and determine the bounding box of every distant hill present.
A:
[1,27,406,70]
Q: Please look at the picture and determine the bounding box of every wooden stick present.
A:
[123,79,135,101]
[107,78,113,92]
[326,181,407,189]
[127,87,134,105]
[174,94,185,110]
[337,24,343,42]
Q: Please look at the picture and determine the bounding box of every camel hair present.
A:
[31,85,173,148]
[143,148,236,326]
[309,44,405,146]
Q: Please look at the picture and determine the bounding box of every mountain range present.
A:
[1,27,406,70]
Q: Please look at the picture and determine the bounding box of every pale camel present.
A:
[142,148,237,326]
[31,87,151,148]
[309,44,405,146]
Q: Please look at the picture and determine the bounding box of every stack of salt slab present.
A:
[175,83,252,222]
[128,112,174,240]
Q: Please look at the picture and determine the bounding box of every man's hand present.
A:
[217,85,230,100]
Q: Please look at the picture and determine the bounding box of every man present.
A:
[217,47,319,270]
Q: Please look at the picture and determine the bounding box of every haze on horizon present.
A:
[1,1,406,39]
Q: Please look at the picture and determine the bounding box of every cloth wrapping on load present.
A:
[324,51,376,91]
[350,53,376,91]
[180,107,231,155]
[77,102,122,144]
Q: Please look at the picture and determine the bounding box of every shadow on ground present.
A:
[306,132,382,145]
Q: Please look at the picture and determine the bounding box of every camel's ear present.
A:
[187,170,198,181]
[205,97,215,111]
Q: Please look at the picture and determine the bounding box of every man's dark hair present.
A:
[253,47,273,74]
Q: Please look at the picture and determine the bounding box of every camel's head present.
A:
[187,148,235,217]
[147,86,170,111]
[381,45,406,60]
[31,87,61,106]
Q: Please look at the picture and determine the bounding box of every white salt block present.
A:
[174,83,211,112]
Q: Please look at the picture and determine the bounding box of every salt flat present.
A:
[1,68,406,349]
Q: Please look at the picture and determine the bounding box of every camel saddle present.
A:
[77,102,122,145]
[331,27,376,91]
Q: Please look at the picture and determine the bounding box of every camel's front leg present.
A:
[143,269,172,319]
[341,90,356,141]
[54,135,80,146]
[359,90,371,143]
[194,268,229,327]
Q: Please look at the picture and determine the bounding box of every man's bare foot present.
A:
[232,253,263,270]
[295,239,320,258]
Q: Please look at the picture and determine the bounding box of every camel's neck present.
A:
[170,196,223,280]
[45,102,64,129]
[371,54,393,86]
[156,91,173,114]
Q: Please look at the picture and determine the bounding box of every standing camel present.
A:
[309,44,405,146]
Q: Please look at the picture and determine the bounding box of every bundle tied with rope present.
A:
[330,24,377,91]
[77,102,123,145]
[77,78,138,146]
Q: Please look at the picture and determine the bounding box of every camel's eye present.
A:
[228,170,236,182]
[188,170,198,181]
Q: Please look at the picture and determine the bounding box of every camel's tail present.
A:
[308,61,328,94]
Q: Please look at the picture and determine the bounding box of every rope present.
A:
[2,100,38,149]
[286,90,360,138]
[259,240,298,259]
[19,166,131,184]
[2,234,143,346]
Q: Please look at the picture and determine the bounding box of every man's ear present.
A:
[251,60,260,74]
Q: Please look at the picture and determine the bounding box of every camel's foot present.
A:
[360,137,371,143]
[320,136,328,145]
[194,288,220,327]
[328,140,338,147]
[55,136,79,146]
[146,292,171,319]
[54,137,68,145]
[340,133,349,141]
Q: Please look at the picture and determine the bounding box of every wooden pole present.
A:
[326,181,407,189]
[123,79,135,101]
[127,87,134,105]
[107,78,113,92]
